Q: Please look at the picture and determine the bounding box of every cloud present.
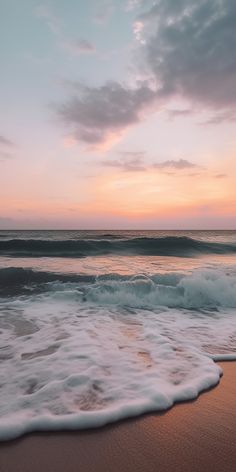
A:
[154,159,198,170]
[0,152,14,161]
[57,81,156,148]
[101,154,199,172]
[63,39,96,55]
[102,151,146,171]
[56,0,236,148]
[139,0,236,112]
[36,5,96,58]
[126,0,142,10]
[203,110,236,125]
[0,135,14,147]
[133,21,145,43]
[215,173,227,179]
[35,4,61,34]
[0,134,15,161]
[167,109,192,119]
[126,0,153,11]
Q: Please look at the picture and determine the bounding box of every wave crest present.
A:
[84,270,236,309]
[1,266,236,309]
[0,236,236,257]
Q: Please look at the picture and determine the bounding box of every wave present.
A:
[0,267,96,295]
[83,271,236,309]
[0,267,96,285]
[1,267,236,309]
[0,236,236,257]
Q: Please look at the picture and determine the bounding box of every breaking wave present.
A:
[1,267,236,310]
[83,271,236,309]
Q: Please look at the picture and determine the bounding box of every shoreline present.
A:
[0,361,236,471]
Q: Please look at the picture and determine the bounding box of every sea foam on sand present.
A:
[0,268,236,441]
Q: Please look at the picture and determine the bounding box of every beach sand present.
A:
[0,362,235,472]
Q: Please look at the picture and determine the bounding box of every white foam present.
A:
[82,269,236,309]
[0,268,236,441]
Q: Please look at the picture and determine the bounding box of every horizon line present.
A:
[0,228,235,232]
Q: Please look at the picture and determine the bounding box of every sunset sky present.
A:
[0,0,236,229]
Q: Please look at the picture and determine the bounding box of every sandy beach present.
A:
[0,361,235,472]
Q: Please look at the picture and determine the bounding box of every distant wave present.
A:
[0,236,236,257]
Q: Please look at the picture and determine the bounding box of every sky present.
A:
[0,0,236,229]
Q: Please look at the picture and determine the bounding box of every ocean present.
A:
[0,230,236,440]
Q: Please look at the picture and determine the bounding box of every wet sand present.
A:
[0,362,235,472]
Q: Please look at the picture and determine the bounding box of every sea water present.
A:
[0,230,236,440]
